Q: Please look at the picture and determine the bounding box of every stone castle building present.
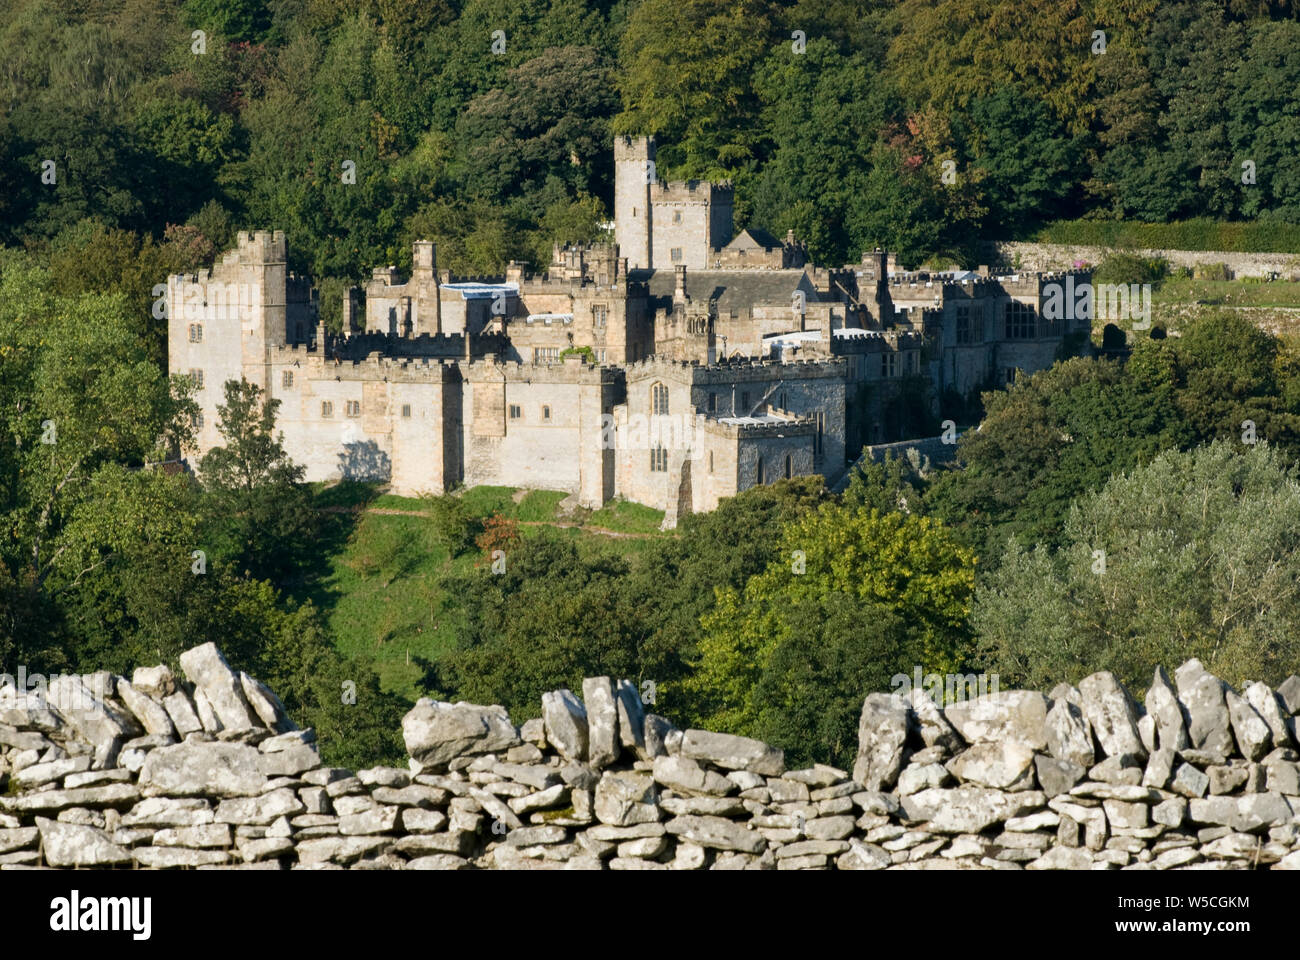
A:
[168,138,1092,525]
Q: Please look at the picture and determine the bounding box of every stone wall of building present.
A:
[4,644,1300,871]
[363,242,441,336]
[265,351,461,492]
[613,135,653,270]
[650,181,733,272]
[461,358,618,507]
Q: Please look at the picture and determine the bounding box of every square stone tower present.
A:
[614,135,735,271]
[615,135,654,270]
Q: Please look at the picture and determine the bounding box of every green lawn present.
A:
[516,489,569,521]
[1085,277,1300,342]
[578,499,667,534]
[303,482,666,699]
[1156,277,1300,310]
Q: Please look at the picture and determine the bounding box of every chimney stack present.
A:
[413,241,436,277]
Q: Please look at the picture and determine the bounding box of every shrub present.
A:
[1038,219,1300,253]
[1094,252,1168,286]
[421,493,477,556]
[475,514,521,558]
[1196,262,1232,281]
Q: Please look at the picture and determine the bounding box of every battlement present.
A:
[299,329,512,362]
[461,357,619,386]
[283,352,464,383]
[624,354,847,384]
[883,268,1092,300]
[614,133,654,163]
[233,229,286,264]
[700,409,816,438]
[653,180,734,204]
[989,268,1091,297]
[830,329,923,354]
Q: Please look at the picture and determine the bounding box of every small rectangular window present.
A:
[670,248,683,263]
[190,369,204,389]
[192,411,203,430]
[709,450,714,473]
[593,305,607,327]
[346,400,361,417]
[321,401,333,418]
[189,324,203,343]
[673,211,682,224]
[283,371,294,388]
[509,404,521,420]
[401,404,411,418]
[542,405,551,422]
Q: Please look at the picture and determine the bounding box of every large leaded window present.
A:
[651,382,669,416]
[1005,300,1036,339]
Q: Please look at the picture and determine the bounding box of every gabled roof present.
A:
[724,228,782,251]
[634,269,819,312]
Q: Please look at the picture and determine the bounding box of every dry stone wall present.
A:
[3,644,1300,871]
[986,241,1300,280]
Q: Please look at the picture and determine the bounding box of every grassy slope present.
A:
[301,483,665,699]
[1085,277,1300,344]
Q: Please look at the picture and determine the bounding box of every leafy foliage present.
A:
[974,442,1300,691]
[685,505,977,768]
[199,378,315,584]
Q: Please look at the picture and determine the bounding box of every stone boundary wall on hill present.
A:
[4,643,1300,871]
[984,242,1300,280]
[861,436,959,469]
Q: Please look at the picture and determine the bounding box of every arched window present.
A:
[651,382,669,416]
[784,454,792,479]
[756,457,765,485]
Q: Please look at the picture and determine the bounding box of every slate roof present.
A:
[724,227,783,251]
[633,269,819,312]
